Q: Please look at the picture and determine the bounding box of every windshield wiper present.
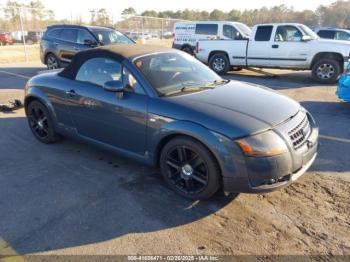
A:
[162,85,210,97]
[206,79,230,87]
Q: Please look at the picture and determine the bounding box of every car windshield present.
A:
[235,23,251,38]
[299,25,319,40]
[134,52,225,97]
[91,29,133,45]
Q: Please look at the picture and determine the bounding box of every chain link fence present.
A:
[0,7,187,64]
[116,15,187,46]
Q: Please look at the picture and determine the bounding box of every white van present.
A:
[172,21,251,54]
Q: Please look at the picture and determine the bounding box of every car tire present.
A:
[160,137,221,200]
[46,53,61,70]
[209,53,230,75]
[182,46,193,55]
[26,100,61,144]
[312,59,341,84]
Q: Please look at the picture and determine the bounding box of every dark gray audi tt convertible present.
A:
[25,44,319,199]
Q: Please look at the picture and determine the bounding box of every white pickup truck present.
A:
[195,23,350,83]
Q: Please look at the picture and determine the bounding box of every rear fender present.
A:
[24,86,59,129]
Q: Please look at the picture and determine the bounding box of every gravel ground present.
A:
[0,63,349,257]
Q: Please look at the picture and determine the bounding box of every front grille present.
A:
[288,114,311,150]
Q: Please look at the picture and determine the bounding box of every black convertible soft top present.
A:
[59,44,173,80]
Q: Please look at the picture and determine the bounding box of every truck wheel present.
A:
[209,53,230,75]
[182,46,193,55]
[312,59,341,84]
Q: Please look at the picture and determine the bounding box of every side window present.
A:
[47,29,62,39]
[123,68,146,95]
[195,24,218,35]
[77,29,95,44]
[275,26,303,42]
[317,30,336,39]
[60,29,78,43]
[255,26,273,41]
[335,31,350,41]
[76,58,122,87]
[223,25,241,40]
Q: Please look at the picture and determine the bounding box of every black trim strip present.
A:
[249,57,307,61]
[232,56,307,61]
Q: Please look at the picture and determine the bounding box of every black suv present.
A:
[40,25,134,69]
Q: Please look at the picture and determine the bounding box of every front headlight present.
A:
[236,131,288,157]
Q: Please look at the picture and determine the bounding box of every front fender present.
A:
[147,116,247,179]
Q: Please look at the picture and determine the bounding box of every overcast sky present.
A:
[0,0,336,21]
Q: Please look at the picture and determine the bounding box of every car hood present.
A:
[165,81,300,137]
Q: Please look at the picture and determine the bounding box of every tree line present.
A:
[1,0,350,32]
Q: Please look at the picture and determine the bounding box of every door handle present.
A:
[272,44,279,49]
[65,89,76,97]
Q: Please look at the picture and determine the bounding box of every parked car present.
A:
[25,44,319,200]
[196,23,350,84]
[172,21,251,54]
[40,24,134,69]
[314,27,350,41]
[337,63,350,102]
[26,31,42,44]
[0,32,13,45]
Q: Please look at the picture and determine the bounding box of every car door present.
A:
[65,57,148,155]
[57,28,79,63]
[247,25,274,67]
[222,24,248,66]
[270,25,309,68]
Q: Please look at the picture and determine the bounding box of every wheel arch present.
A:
[180,44,194,55]
[150,120,235,179]
[208,50,230,62]
[311,52,344,71]
[180,43,193,50]
[24,90,58,127]
[44,51,58,65]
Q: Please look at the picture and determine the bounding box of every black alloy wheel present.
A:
[27,101,60,143]
[160,137,220,199]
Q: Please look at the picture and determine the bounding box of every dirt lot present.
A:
[0,39,172,64]
[0,44,40,64]
[0,63,349,257]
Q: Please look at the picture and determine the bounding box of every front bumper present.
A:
[221,110,319,194]
[223,142,318,193]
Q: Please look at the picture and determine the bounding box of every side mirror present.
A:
[301,35,312,42]
[84,39,98,47]
[103,80,124,98]
[103,80,124,92]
